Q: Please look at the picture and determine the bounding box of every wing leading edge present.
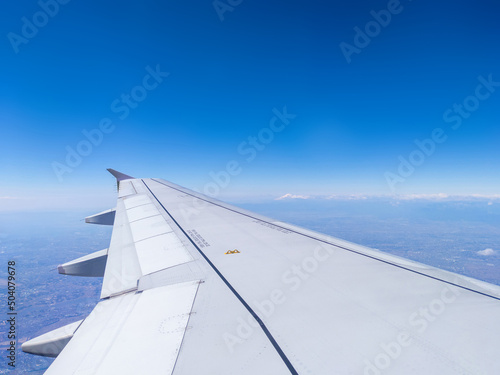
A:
[23,170,500,374]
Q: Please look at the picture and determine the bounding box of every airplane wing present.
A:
[23,170,500,374]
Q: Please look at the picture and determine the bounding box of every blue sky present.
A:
[1,0,500,211]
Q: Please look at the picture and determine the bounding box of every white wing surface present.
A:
[23,170,500,374]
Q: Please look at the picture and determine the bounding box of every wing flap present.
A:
[100,182,195,298]
[135,232,193,275]
[101,199,142,298]
[118,180,136,198]
[45,281,200,375]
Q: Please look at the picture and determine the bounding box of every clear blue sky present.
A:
[1,0,499,211]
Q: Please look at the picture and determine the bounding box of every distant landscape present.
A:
[1,198,499,373]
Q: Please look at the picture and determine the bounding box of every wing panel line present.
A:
[170,281,201,375]
[142,179,299,375]
[150,178,500,302]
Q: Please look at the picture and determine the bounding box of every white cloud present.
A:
[477,248,497,256]
[395,193,450,200]
[271,193,500,202]
[275,193,310,200]
[326,194,368,200]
